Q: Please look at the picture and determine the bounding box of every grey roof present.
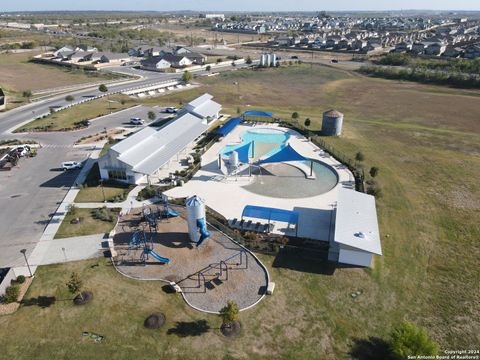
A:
[111,113,208,176]
[99,52,130,61]
[191,100,222,119]
[334,188,382,255]
[187,93,213,108]
[185,93,221,119]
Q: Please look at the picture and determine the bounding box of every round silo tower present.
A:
[185,195,206,242]
[322,109,344,136]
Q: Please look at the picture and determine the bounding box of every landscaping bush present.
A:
[136,185,159,201]
[4,285,20,303]
[367,186,382,198]
[16,275,26,284]
[91,207,115,222]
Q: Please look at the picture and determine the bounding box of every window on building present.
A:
[108,170,127,180]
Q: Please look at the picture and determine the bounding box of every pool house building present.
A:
[98,93,221,184]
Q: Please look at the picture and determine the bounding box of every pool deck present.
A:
[166,123,355,242]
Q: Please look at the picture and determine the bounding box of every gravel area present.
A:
[113,206,268,313]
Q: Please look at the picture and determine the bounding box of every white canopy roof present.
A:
[334,188,382,255]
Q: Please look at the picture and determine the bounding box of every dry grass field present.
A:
[0,64,478,359]
[0,51,117,95]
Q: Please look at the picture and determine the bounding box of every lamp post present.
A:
[100,179,106,203]
[20,249,32,277]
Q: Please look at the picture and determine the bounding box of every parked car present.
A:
[15,145,31,157]
[331,59,339,63]
[291,55,298,59]
[62,161,82,170]
[75,120,91,127]
[165,107,178,113]
[130,117,145,125]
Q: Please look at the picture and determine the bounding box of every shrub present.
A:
[16,275,26,284]
[219,301,239,324]
[304,118,311,127]
[136,185,158,201]
[245,56,252,64]
[367,186,382,198]
[355,152,365,162]
[68,204,78,216]
[369,166,379,178]
[91,207,115,222]
[291,112,299,119]
[390,321,438,359]
[4,285,20,303]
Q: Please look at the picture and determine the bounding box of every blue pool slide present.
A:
[147,249,170,263]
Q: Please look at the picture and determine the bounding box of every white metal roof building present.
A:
[329,188,382,267]
[98,94,220,184]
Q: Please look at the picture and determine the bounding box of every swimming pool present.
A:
[221,128,290,160]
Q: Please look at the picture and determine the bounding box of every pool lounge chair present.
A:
[254,222,262,232]
[244,220,252,230]
[238,219,245,229]
[229,218,238,227]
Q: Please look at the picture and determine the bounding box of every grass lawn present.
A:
[0,64,478,357]
[75,185,131,203]
[55,208,120,239]
[0,51,119,95]
[16,94,135,132]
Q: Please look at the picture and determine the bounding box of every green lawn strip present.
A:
[15,94,135,132]
[54,208,120,239]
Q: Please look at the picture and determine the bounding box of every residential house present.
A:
[425,42,446,56]
[98,53,131,64]
[442,45,464,58]
[464,44,480,59]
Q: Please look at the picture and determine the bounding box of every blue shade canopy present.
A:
[243,110,273,117]
[215,117,242,136]
[242,205,299,224]
[224,141,252,163]
[256,144,307,165]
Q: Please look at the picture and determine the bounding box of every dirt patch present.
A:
[220,321,241,337]
[144,312,166,329]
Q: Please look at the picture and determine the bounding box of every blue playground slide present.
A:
[195,218,211,247]
[163,208,179,218]
[147,249,170,263]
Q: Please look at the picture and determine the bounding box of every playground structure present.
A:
[112,203,269,313]
[127,230,170,264]
[186,195,211,248]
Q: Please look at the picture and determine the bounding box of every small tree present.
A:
[66,272,83,300]
[355,152,365,162]
[219,301,239,326]
[304,118,311,127]
[148,111,156,121]
[65,95,74,102]
[216,58,223,63]
[245,56,252,65]
[390,322,439,359]
[291,112,299,120]
[182,71,193,83]
[22,90,32,102]
[369,166,379,178]
[206,65,211,72]
[98,84,108,93]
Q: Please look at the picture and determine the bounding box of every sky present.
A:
[1,0,479,12]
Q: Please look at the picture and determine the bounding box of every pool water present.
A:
[243,161,338,198]
[221,128,290,161]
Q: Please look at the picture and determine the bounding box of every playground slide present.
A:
[195,218,211,248]
[163,208,179,218]
[148,249,170,264]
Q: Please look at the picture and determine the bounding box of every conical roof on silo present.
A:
[323,109,343,118]
[185,195,205,207]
